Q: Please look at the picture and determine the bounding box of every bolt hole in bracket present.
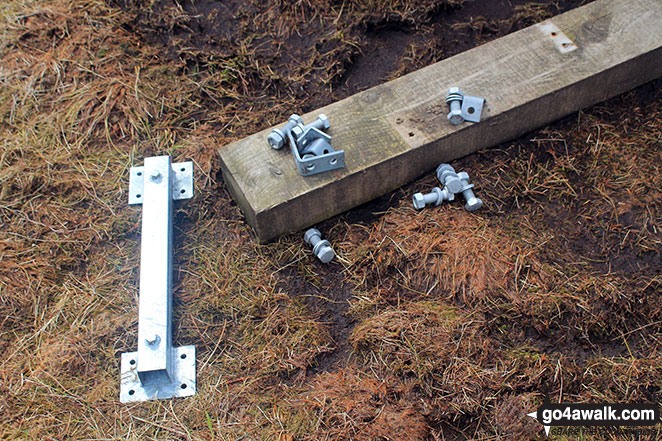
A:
[288,129,345,176]
[268,114,345,176]
[121,155,196,403]
[461,95,486,123]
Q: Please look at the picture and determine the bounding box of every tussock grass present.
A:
[0,0,660,439]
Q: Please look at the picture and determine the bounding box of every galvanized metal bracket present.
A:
[461,95,486,123]
[120,155,196,403]
[128,161,193,205]
[289,129,345,176]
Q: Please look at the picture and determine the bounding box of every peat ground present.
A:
[0,0,660,440]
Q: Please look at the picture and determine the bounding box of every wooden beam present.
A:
[219,0,662,242]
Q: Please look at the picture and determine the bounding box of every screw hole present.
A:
[137,172,142,176]
[551,32,557,36]
[306,163,315,170]
[129,359,136,365]
[180,189,185,194]
[180,167,185,172]
[467,107,475,115]
[408,132,415,137]
[330,158,337,165]
[129,389,135,395]
[180,353,187,359]
[136,194,141,198]
[180,383,187,389]
[323,149,329,154]
[562,42,569,47]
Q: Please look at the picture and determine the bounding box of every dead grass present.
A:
[0,0,660,440]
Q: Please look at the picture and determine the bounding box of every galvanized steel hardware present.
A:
[446,87,485,125]
[267,113,345,176]
[120,155,196,403]
[446,88,464,125]
[457,171,483,212]
[437,163,464,194]
[412,187,454,210]
[412,164,483,212]
[304,228,335,263]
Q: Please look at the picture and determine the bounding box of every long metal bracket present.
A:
[288,129,345,176]
[120,155,196,403]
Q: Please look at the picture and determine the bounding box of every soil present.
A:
[2,0,660,439]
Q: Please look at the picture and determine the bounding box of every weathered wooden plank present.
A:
[219,0,662,242]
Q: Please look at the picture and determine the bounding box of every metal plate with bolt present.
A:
[268,114,345,176]
[120,155,196,403]
[446,87,486,125]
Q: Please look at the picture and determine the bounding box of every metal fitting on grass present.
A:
[304,228,335,263]
[412,187,454,210]
[457,171,483,212]
[436,163,463,194]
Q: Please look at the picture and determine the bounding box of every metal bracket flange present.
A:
[120,155,196,403]
[288,129,345,176]
[461,95,486,123]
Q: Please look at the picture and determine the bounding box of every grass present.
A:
[0,0,660,440]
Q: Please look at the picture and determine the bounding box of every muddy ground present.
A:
[0,0,660,440]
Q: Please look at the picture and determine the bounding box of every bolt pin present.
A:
[412,187,454,210]
[304,228,335,263]
[446,87,464,125]
[457,172,483,212]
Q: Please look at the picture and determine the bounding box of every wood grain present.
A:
[219,0,662,242]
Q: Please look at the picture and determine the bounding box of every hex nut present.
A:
[313,240,335,263]
[436,164,463,194]
[446,87,463,99]
[447,109,464,125]
[267,129,286,150]
[304,228,320,244]
[464,197,483,212]
[412,193,427,210]
[317,114,330,130]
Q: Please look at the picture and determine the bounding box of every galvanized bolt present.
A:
[145,333,161,347]
[446,87,464,125]
[412,187,454,210]
[149,169,162,182]
[267,114,304,150]
[304,114,330,132]
[304,228,335,263]
[436,163,463,194]
[457,171,483,212]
